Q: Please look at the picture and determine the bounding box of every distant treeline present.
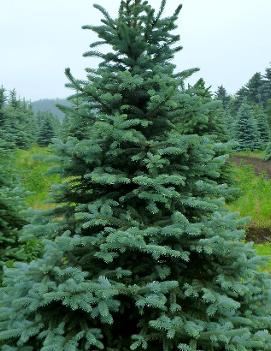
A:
[1,64,271,153]
[0,88,61,149]
[215,64,271,152]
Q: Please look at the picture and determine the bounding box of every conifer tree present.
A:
[262,65,271,107]
[58,93,91,141]
[1,90,38,149]
[187,79,238,201]
[245,72,264,104]
[215,85,230,109]
[266,99,271,126]
[0,145,27,276]
[0,88,7,142]
[37,115,56,147]
[1,1,271,351]
[254,105,270,149]
[234,86,248,112]
[223,108,235,141]
[235,101,260,150]
[264,142,271,160]
[186,78,227,141]
[0,88,14,149]
[0,87,6,125]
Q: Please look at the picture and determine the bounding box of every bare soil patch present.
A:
[246,226,271,243]
[231,156,271,179]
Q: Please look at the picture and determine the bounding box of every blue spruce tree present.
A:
[253,105,270,149]
[235,101,260,151]
[1,1,271,350]
[37,115,56,147]
[0,144,34,279]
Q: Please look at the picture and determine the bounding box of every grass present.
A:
[14,146,60,209]
[255,244,271,272]
[233,150,265,159]
[228,163,271,228]
[229,152,271,270]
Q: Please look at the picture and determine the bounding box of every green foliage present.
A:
[0,147,40,278]
[187,78,227,141]
[0,89,38,149]
[219,65,271,144]
[59,94,92,141]
[37,112,58,147]
[266,99,271,127]
[221,108,233,139]
[236,67,271,107]
[1,1,271,351]
[0,153,25,269]
[215,85,230,109]
[265,142,271,160]
[253,105,270,149]
[235,101,260,150]
[244,72,264,104]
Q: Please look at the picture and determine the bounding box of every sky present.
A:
[0,0,270,101]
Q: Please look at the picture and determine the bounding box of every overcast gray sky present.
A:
[0,0,270,101]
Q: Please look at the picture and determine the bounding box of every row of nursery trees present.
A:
[215,65,271,152]
[1,1,271,350]
[2,71,270,154]
[0,88,60,148]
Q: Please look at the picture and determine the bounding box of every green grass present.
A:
[228,164,271,228]
[233,150,265,159]
[255,244,271,272]
[14,146,60,209]
[229,152,271,270]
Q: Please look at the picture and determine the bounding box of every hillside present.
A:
[31,98,70,121]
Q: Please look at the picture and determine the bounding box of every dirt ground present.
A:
[231,155,271,179]
[246,226,271,243]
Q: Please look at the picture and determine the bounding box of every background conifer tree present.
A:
[262,65,271,105]
[1,90,38,149]
[1,1,271,350]
[187,79,238,200]
[245,72,264,104]
[0,145,27,277]
[254,105,270,149]
[58,93,92,141]
[215,85,230,109]
[37,115,56,147]
[183,79,227,142]
[223,108,235,140]
[234,66,271,112]
[265,141,271,160]
[0,88,6,126]
[235,101,260,150]
[0,88,7,142]
[0,88,14,150]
